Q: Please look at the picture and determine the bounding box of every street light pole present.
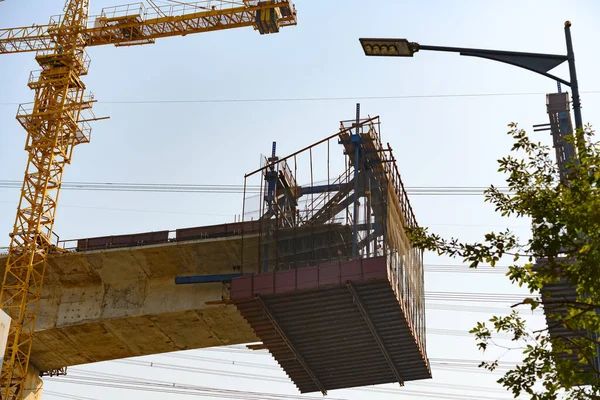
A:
[359,21,583,132]
[564,21,583,131]
[361,21,595,376]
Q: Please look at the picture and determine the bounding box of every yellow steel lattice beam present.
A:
[0,1,297,53]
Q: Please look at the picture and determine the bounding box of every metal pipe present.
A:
[300,183,345,195]
[564,21,583,132]
[352,148,360,258]
[352,103,360,258]
[241,177,247,274]
[416,37,572,87]
[175,273,244,284]
[263,144,277,273]
[245,116,379,178]
[419,44,567,61]
[366,175,371,258]
[310,147,315,263]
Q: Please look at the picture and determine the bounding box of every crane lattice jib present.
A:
[0,1,296,399]
[0,1,297,53]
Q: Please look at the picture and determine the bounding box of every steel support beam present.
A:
[254,295,327,395]
[347,282,404,386]
[174,273,244,284]
[300,183,346,195]
[309,175,357,224]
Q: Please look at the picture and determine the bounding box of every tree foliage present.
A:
[407,123,600,399]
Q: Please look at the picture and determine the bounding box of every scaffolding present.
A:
[239,107,426,355]
[535,92,596,378]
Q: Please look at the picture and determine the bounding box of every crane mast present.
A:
[0,1,297,398]
[1,2,94,397]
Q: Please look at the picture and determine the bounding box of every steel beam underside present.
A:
[231,257,431,393]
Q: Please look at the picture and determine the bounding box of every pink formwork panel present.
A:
[362,257,387,280]
[250,273,275,296]
[296,266,318,290]
[230,275,253,298]
[231,256,387,300]
[340,259,364,282]
[318,263,341,286]
[274,270,296,294]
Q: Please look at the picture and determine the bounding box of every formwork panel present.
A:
[231,257,431,394]
[536,257,594,375]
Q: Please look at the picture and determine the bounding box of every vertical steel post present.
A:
[327,139,332,262]
[263,142,277,273]
[564,21,582,132]
[563,21,596,371]
[241,177,247,274]
[366,175,371,258]
[309,148,315,263]
[352,103,360,258]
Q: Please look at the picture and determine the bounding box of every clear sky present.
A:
[1,1,600,399]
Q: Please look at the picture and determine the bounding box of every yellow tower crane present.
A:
[0,1,297,398]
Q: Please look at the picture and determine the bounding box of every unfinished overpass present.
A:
[1,110,431,395]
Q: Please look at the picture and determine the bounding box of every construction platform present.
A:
[0,108,431,393]
[232,256,430,394]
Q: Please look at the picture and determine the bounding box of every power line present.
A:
[47,359,523,400]
[0,199,528,226]
[425,291,529,304]
[1,90,599,106]
[425,263,509,274]
[0,180,511,196]
[49,370,347,400]
[165,352,526,396]
[44,390,98,400]
[43,346,531,399]
[160,349,525,372]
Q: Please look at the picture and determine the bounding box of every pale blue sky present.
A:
[1,1,600,399]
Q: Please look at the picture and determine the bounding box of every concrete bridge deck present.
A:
[0,234,260,373]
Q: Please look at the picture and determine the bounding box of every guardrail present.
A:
[56,221,263,252]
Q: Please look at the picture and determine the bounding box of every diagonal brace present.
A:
[347,281,404,386]
[255,295,327,395]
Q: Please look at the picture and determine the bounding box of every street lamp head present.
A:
[359,38,418,57]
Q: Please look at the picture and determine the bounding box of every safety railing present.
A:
[387,246,426,354]
[91,1,239,28]
[144,1,217,20]
[94,2,146,22]
[338,116,418,229]
[279,159,296,190]
[383,147,418,228]
[48,15,64,27]
[56,221,259,252]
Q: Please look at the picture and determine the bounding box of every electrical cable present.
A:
[0,180,512,196]
[157,351,524,373]
[43,347,530,399]
[426,302,543,315]
[46,365,521,400]
[2,90,599,106]
[44,390,98,400]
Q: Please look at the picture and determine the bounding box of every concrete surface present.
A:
[0,310,9,375]
[0,235,261,372]
[24,365,42,400]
